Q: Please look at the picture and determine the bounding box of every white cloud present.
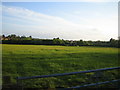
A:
[2,5,117,41]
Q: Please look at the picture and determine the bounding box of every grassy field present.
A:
[2,44,119,88]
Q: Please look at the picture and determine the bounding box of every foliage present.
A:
[1,34,120,48]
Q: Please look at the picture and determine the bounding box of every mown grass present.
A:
[2,44,119,88]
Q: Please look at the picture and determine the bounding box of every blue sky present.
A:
[1,2,118,41]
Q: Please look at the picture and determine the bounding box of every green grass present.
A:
[2,44,119,88]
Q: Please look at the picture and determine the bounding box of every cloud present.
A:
[2,5,115,41]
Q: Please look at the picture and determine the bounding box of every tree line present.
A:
[1,34,120,48]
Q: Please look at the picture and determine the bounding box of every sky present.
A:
[1,1,118,41]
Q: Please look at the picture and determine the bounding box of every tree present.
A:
[53,37,64,45]
[2,35,5,38]
[29,36,32,39]
[7,34,16,40]
[109,38,118,47]
[77,39,85,46]
[2,35,5,40]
